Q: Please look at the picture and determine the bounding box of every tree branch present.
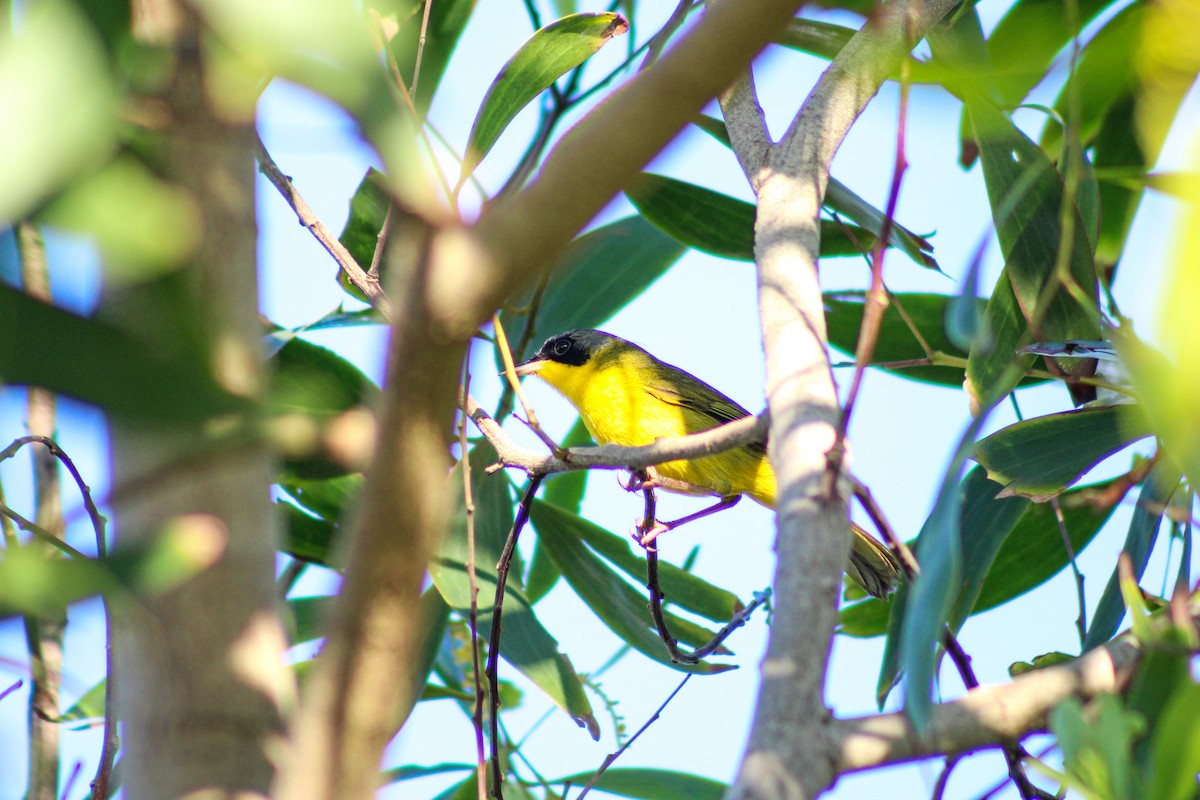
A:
[729,2,958,799]
[834,623,1146,772]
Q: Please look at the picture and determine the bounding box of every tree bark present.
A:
[105,3,288,797]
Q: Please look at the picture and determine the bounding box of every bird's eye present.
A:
[552,339,570,356]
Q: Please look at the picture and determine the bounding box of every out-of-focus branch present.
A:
[728,2,958,799]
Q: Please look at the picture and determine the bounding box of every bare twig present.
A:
[486,476,543,800]
[460,357,489,800]
[575,675,693,800]
[492,315,562,455]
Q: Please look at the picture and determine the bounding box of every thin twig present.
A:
[823,48,913,502]
[410,0,434,96]
[495,268,555,422]
[575,675,693,800]
[486,476,543,799]
[460,355,489,800]
[253,137,392,317]
[367,204,395,281]
[1052,495,1087,647]
[930,754,962,800]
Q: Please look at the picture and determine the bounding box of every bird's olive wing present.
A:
[643,375,767,456]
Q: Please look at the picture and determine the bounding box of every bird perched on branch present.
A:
[514,328,901,599]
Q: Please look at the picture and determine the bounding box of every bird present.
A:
[514,328,901,599]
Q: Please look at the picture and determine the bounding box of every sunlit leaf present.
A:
[974,405,1152,500]
[376,0,476,115]
[458,12,629,185]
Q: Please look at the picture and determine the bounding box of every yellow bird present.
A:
[515,328,901,599]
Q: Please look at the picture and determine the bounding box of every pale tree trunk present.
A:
[103,2,289,797]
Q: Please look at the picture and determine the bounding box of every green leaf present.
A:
[963,97,1102,406]
[380,762,474,786]
[458,12,628,186]
[431,445,597,734]
[1008,651,1073,677]
[689,116,937,269]
[0,283,245,422]
[533,499,741,623]
[843,474,1121,638]
[625,173,884,262]
[336,167,389,301]
[1149,682,1200,800]
[974,405,1153,500]
[527,418,595,603]
[530,500,735,674]
[279,472,363,523]
[58,678,107,722]
[501,215,685,364]
[1052,695,1145,800]
[287,594,331,645]
[1083,461,1181,651]
[773,18,855,60]
[278,500,339,565]
[269,334,379,479]
[551,768,726,800]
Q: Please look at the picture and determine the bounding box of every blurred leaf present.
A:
[0,0,117,221]
[689,116,937,269]
[336,167,389,301]
[0,283,246,422]
[269,334,379,478]
[844,475,1121,638]
[533,499,741,623]
[432,445,597,734]
[458,12,629,185]
[1083,461,1181,651]
[773,17,855,60]
[398,589,452,728]
[1052,695,1144,800]
[964,98,1101,406]
[0,521,224,618]
[1148,682,1200,800]
[278,500,339,565]
[625,173,883,261]
[552,768,726,800]
[875,580,910,707]
[279,473,363,523]
[43,156,201,279]
[58,678,107,722]
[287,594,331,645]
[824,291,1049,388]
[502,216,685,364]
[945,253,987,352]
[974,405,1152,500]
[530,500,735,674]
[1120,172,1200,491]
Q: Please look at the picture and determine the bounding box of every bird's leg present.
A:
[638,495,741,547]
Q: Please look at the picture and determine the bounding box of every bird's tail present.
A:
[847,522,902,599]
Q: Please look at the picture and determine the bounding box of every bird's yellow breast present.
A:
[533,353,776,506]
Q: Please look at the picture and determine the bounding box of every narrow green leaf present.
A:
[527,419,595,602]
[287,594,331,645]
[380,763,474,786]
[501,215,685,365]
[0,283,244,422]
[335,167,388,301]
[875,580,910,708]
[1083,461,1181,650]
[530,501,735,674]
[278,500,338,566]
[974,405,1152,500]
[625,173,883,262]
[963,98,1101,406]
[458,12,628,185]
[379,0,476,115]
[689,116,937,269]
[279,472,363,523]
[58,678,107,722]
[533,499,741,623]
[843,474,1121,638]
[552,768,726,800]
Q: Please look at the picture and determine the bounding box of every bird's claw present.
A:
[633,518,671,549]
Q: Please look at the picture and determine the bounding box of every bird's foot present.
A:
[619,470,659,493]
[633,518,671,549]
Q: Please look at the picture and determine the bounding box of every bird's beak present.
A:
[512,358,544,377]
